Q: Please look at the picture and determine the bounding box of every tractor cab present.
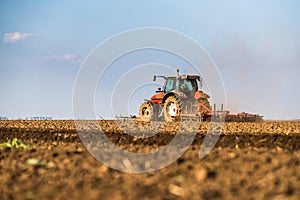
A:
[150,74,202,106]
[163,75,200,93]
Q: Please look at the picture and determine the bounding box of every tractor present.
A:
[139,69,212,122]
[138,69,263,122]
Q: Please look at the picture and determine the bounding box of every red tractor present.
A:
[139,69,212,122]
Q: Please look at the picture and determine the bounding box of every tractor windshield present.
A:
[177,79,193,92]
[164,78,198,92]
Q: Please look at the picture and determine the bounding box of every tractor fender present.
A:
[162,90,187,104]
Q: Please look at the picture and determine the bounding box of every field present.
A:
[0,120,300,200]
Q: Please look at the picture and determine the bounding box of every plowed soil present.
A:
[0,120,300,200]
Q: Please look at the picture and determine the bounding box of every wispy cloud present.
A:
[3,32,34,43]
[43,54,80,64]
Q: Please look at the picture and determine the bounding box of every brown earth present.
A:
[0,120,300,200]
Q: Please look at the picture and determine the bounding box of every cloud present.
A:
[3,32,34,43]
[43,54,79,64]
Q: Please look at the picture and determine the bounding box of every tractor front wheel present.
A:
[139,102,155,122]
[163,96,181,122]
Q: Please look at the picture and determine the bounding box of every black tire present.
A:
[139,102,156,122]
[163,96,181,122]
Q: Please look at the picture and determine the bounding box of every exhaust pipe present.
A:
[176,68,180,76]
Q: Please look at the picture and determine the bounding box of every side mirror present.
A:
[153,75,156,81]
[198,77,203,88]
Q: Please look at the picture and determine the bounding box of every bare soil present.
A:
[0,120,300,200]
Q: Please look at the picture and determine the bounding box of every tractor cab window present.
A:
[165,79,175,92]
[164,78,198,93]
[176,79,194,92]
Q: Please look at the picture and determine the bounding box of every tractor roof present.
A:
[165,75,200,80]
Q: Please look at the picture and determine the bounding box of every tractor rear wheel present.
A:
[139,102,156,122]
[163,96,181,122]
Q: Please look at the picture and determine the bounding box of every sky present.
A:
[0,0,299,119]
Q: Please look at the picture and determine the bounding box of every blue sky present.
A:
[0,0,299,119]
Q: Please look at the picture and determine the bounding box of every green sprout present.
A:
[0,138,31,149]
[26,158,55,169]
